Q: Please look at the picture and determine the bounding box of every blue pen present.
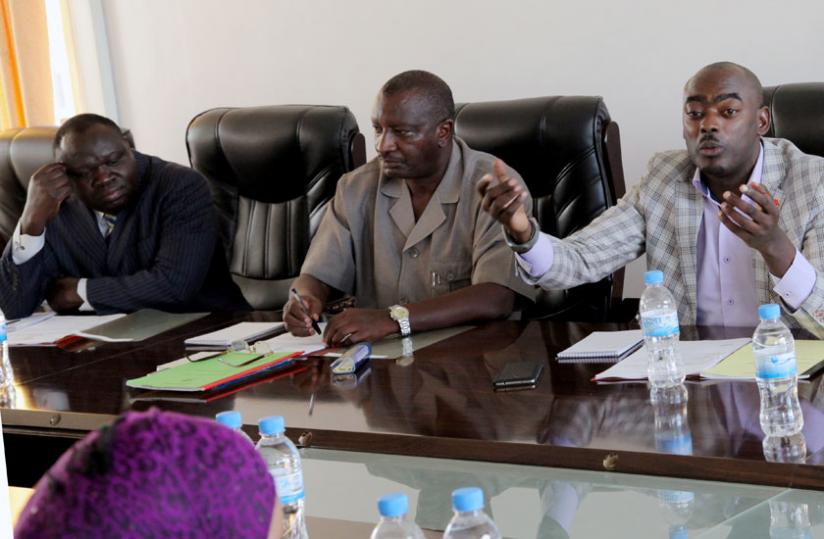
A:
[330,342,372,374]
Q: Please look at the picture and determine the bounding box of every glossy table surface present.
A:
[3,314,824,490]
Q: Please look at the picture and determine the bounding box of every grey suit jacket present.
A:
[0,152,250,318]
[525,138,824,336]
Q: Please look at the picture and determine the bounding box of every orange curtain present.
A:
[0,0,54,130]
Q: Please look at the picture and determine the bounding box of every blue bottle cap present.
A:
[452,487,484,512]
[644,270,664,285]
[758,303,780,321]
[215,410,242,429]
[258,416,285,435]
[377,492,408,517]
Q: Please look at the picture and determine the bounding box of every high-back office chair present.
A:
[454,96,626,321]
[0,127,58,250]
[186,105,366,310]
[763,82,824,158]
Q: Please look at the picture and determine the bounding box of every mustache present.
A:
[698,135,721,148]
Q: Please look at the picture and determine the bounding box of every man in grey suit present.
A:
[0,114,249,318]
[479,62,824,336]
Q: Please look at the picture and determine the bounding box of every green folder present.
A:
[126,350,301,392]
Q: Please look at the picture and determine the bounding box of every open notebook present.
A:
[556,330,644,363]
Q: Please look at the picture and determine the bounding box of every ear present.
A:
[756,105,770,136]
[436,119,454,147]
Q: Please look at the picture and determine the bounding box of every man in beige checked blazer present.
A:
[479,62,824,337]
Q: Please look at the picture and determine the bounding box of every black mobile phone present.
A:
[492,360,544,391]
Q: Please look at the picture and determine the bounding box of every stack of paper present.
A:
[593,338,750,382]
[8,314,126,346]
[184,322,284,348]
[556,330,643,363]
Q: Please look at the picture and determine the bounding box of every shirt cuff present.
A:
[77,278,94,312]
[11,222,46,265]
[515,232,554,278]
[772,250,816,311]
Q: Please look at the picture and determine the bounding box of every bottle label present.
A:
[270,469,305,505]
[641,312,680,338]
[755,351,797,379]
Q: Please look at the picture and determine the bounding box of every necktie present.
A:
[102,213,117,238]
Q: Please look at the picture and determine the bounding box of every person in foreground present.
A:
[15,408,281,538]
[480,62,824,336]
[284,70,535,345]
[0,113,250,319]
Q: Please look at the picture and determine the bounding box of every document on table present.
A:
[184,321,285,347]
[7,313,126,346]
[593,338,750,382]
[701,340,824,380]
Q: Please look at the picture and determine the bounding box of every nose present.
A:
[699,111,719,134]
[92,164,113,186]
[375,130,396,154]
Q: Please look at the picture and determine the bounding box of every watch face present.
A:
[391,305,409,319]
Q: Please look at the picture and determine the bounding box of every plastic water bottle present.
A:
[639,270,685,388]
[0,306,13,403]
[753,304,804,437]
[257,416,307,538]
[763,433,807,463]
[370,492,425,539]
[443,487,501,539]
[215,410,254,444]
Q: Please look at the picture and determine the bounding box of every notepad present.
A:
[184,322,285,347]
[126,350,300,392]
[556,330,644,363]
[701,340,824,380]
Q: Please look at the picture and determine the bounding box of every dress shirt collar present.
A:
[379,138,463,204]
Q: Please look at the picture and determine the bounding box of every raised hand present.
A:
[719,182,795,277]
[20,163,73,236]
[477,159,532,243]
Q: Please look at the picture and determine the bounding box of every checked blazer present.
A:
[524,138,824,337]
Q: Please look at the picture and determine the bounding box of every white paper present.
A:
[593,338,750,382]
[254,323,329,355]
[7,314,127,346]
[184,321,284,347]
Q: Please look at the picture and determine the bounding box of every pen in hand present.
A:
[290,288,323,335]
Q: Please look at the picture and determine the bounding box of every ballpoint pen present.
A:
[290,287,323,335]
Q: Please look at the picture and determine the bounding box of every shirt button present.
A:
[408,248,419,258]
[447,272,455,281]
[727,299,735,305]
[723,257,730,264]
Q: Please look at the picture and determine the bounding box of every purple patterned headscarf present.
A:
[15,408,275,538]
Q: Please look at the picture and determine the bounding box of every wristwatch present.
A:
[389,304,411,337]
[503,217,540,254]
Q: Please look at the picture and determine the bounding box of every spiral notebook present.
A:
[556,330,644,363]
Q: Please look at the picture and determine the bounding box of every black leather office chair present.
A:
[763,83,824,158]
[186,105,366,310]
[454,96,626,321]
[0,127,57,250]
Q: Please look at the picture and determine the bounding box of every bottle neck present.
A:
[380,515,406,523]
[260,431,285,440]
[454,508,484,518]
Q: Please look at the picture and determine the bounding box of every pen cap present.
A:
[215,411,242,429]
[452,487,484,512]
[377,492,408,517]
[258,416,285,436]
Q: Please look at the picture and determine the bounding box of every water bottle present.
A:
[370,492,425,539]
[215,410,254,444]
[0,306,13,403]
[257,416,307,538]
[753,304,803,437]
[769,499,811,539]
[639,270,685,388]
[443,487,501,539]
[763,433,807,463]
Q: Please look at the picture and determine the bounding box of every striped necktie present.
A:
[102,213,117,238]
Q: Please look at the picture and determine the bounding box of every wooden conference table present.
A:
[3,312,824,494]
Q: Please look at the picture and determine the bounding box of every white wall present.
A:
[100,0,824,296]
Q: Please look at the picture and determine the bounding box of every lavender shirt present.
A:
[516,145,816,327]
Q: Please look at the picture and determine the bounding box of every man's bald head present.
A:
[380,70,455,124]
[685,62,764,106]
